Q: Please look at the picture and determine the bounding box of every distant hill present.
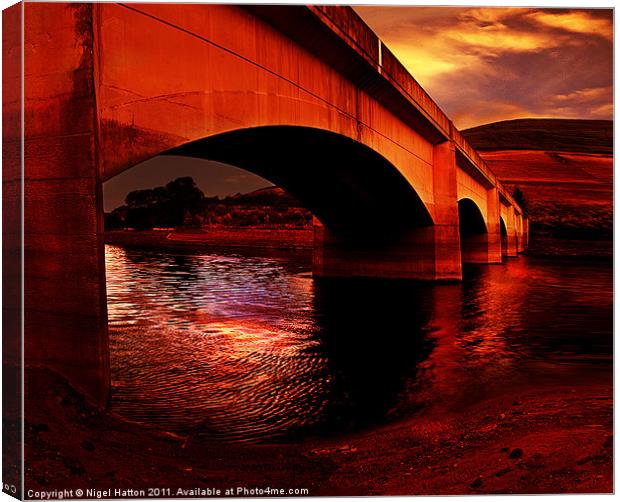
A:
[462,119,612,154]
[225,186,302,207]
[461,118,613,258]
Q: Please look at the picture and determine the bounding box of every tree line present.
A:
[105,177,312,230]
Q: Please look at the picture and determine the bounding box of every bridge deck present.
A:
[257,5,522,215]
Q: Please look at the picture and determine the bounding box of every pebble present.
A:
[509,448,523,459]
[470,477,484,489]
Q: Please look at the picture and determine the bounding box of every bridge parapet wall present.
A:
[451,126,522,215]
[306,6,523,219]
[306,5,451,139]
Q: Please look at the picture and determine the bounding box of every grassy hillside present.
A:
[462,119,612,154]
[202,187,312,228]
[463,119,613,258]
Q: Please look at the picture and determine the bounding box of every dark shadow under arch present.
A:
[164,126,434,242]
[500,217,508,259]
[458,198,488,264]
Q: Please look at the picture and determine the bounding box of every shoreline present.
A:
[105,228,314,251]
[24,367,612,495]
[105,228,612,261]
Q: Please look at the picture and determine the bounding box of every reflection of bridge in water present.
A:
[6,4,527,406]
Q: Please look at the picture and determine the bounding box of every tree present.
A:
[120,177,205,230]
[165,177,205,227]
[512,186,529,216]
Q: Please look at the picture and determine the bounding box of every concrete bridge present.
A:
[4,3,526,406]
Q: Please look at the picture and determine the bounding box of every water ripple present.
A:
[106,245,612,443]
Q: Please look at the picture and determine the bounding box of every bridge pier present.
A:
[431,141,463,280]
[22,3,110,408]
[485,188,504,263]
[505,206,519,257]
[516,214,527,253]
[313,223,465,281]
[312,140,463,281]
[313,224,439,280]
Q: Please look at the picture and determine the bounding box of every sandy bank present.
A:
[24,368,612,496]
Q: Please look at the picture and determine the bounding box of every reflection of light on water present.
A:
[417,259,612,416]
[105,245,329,442]
[105,244,612,442]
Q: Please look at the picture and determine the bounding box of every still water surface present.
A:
[105,245,612,443]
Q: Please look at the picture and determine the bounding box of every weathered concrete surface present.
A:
[501,203,519,257]
[92,3,525,271]
[3,3,24,496]
[22,3,109,407]
[8,3,527,405]
[3,2,22,366]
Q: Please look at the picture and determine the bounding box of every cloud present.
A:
[554,86,612,103]
[528,11,613,40]
[460,8,524,24]
[443,9,555,53]
[355,7,613,129]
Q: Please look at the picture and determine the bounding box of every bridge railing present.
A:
[306,6,524,216]
[313,6,380,62]
[451,126,523,213]
[379,44,452,137]
[451,127,496,182]
[312,5,452,138]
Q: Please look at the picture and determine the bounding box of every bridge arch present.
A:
[500,217,509,259]
[458,198,489,264]
[104,124,439,280]
[158,126,435,237]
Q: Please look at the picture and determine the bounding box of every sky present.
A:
[104,6,613,211]
[103,157,271,211]
[355,6,613,129]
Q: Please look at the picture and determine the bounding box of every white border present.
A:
[0,2,615,502]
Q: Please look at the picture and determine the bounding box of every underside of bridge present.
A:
[167,127,433,235]
[500,218,509,259]
[458,199,489,264]
[165,126,438,279]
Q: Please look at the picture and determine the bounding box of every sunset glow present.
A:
[355,7,613,129]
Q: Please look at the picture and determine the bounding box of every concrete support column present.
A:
[312,140,463,281]
[431,141,462,280]
[486,187,503,263]
[312,221,439,280]
[516,214,526,253]
[505,206,518,257]
[24,3,109,408]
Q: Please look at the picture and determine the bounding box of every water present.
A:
[105,245,612,443]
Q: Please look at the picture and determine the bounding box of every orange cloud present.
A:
[461,8,524,24]
[355,7,613,129]
[528,11,613,40]
[445,9,555,53]
[554,86,613,103]
[444,24,550,53]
